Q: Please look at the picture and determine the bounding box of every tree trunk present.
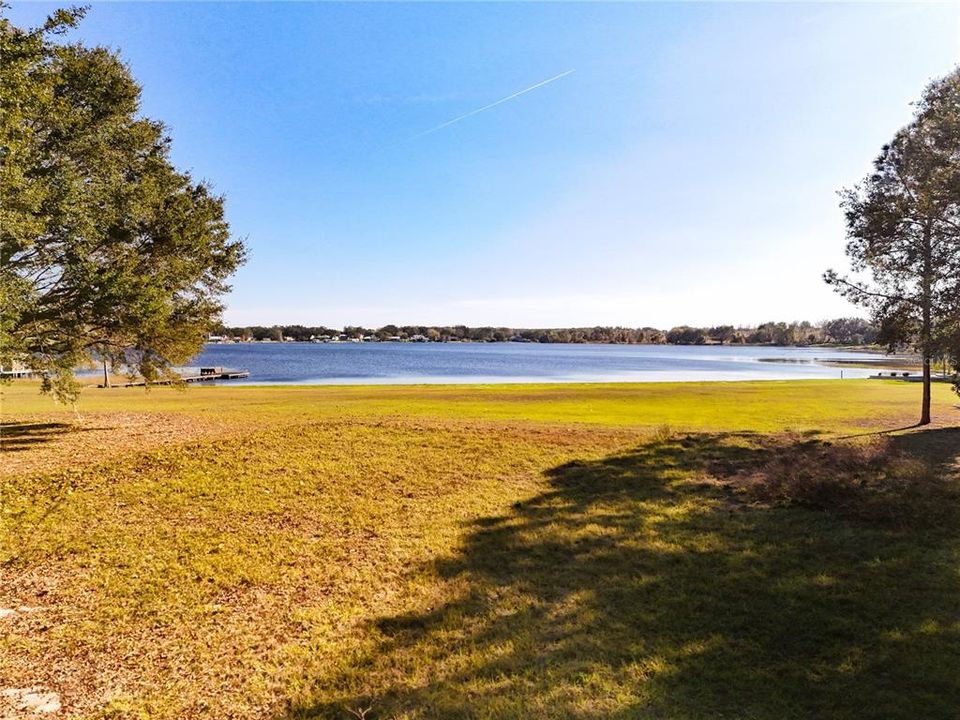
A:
[919,222,932,426]
[102,359,110,388]
[921,353,931,425]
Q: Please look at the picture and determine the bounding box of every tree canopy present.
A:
[826,67,960,422]
[0,7,245,401]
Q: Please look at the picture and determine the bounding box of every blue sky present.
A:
[7,2,960,328]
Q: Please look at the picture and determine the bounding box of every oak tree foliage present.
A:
[1,7,245,401]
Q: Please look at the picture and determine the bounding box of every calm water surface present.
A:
[186,343,898,385]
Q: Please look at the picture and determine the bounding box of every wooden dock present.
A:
[99,367,249,388]
[869,372,956,383]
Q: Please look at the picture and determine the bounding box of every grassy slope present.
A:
[1,380,958,719]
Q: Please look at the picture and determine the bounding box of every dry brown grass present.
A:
[0,412,248,479]
[1,414,632,718]
[728,433,958,528]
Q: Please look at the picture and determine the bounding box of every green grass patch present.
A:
[4,378,956,432]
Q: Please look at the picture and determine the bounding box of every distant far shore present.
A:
[211,318,886,349]
[206,335,910,355]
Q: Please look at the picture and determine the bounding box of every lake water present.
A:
[186,342,899,385]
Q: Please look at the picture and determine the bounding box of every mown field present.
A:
[1,380,959,719]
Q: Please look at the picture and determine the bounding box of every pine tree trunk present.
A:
[919,222,932,426]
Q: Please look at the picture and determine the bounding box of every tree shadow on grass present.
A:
[286,430,960,720]
[0,421,85,452]
[891,426,960,468]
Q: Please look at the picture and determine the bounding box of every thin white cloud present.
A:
[408,69,575,140]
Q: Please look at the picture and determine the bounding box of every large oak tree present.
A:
[1,7,245,402]
[826,68,960,425]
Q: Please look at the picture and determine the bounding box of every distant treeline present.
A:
[212,317,878,346]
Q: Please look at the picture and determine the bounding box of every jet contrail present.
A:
[409,69,575,140]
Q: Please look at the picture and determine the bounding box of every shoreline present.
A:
[59,376,942,391]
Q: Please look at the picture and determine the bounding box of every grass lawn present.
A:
[1,380,958,718]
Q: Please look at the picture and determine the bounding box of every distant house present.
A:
[0,361,35,378]
[410,334,428,342]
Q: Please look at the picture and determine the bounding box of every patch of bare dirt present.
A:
[1,687,61,716]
